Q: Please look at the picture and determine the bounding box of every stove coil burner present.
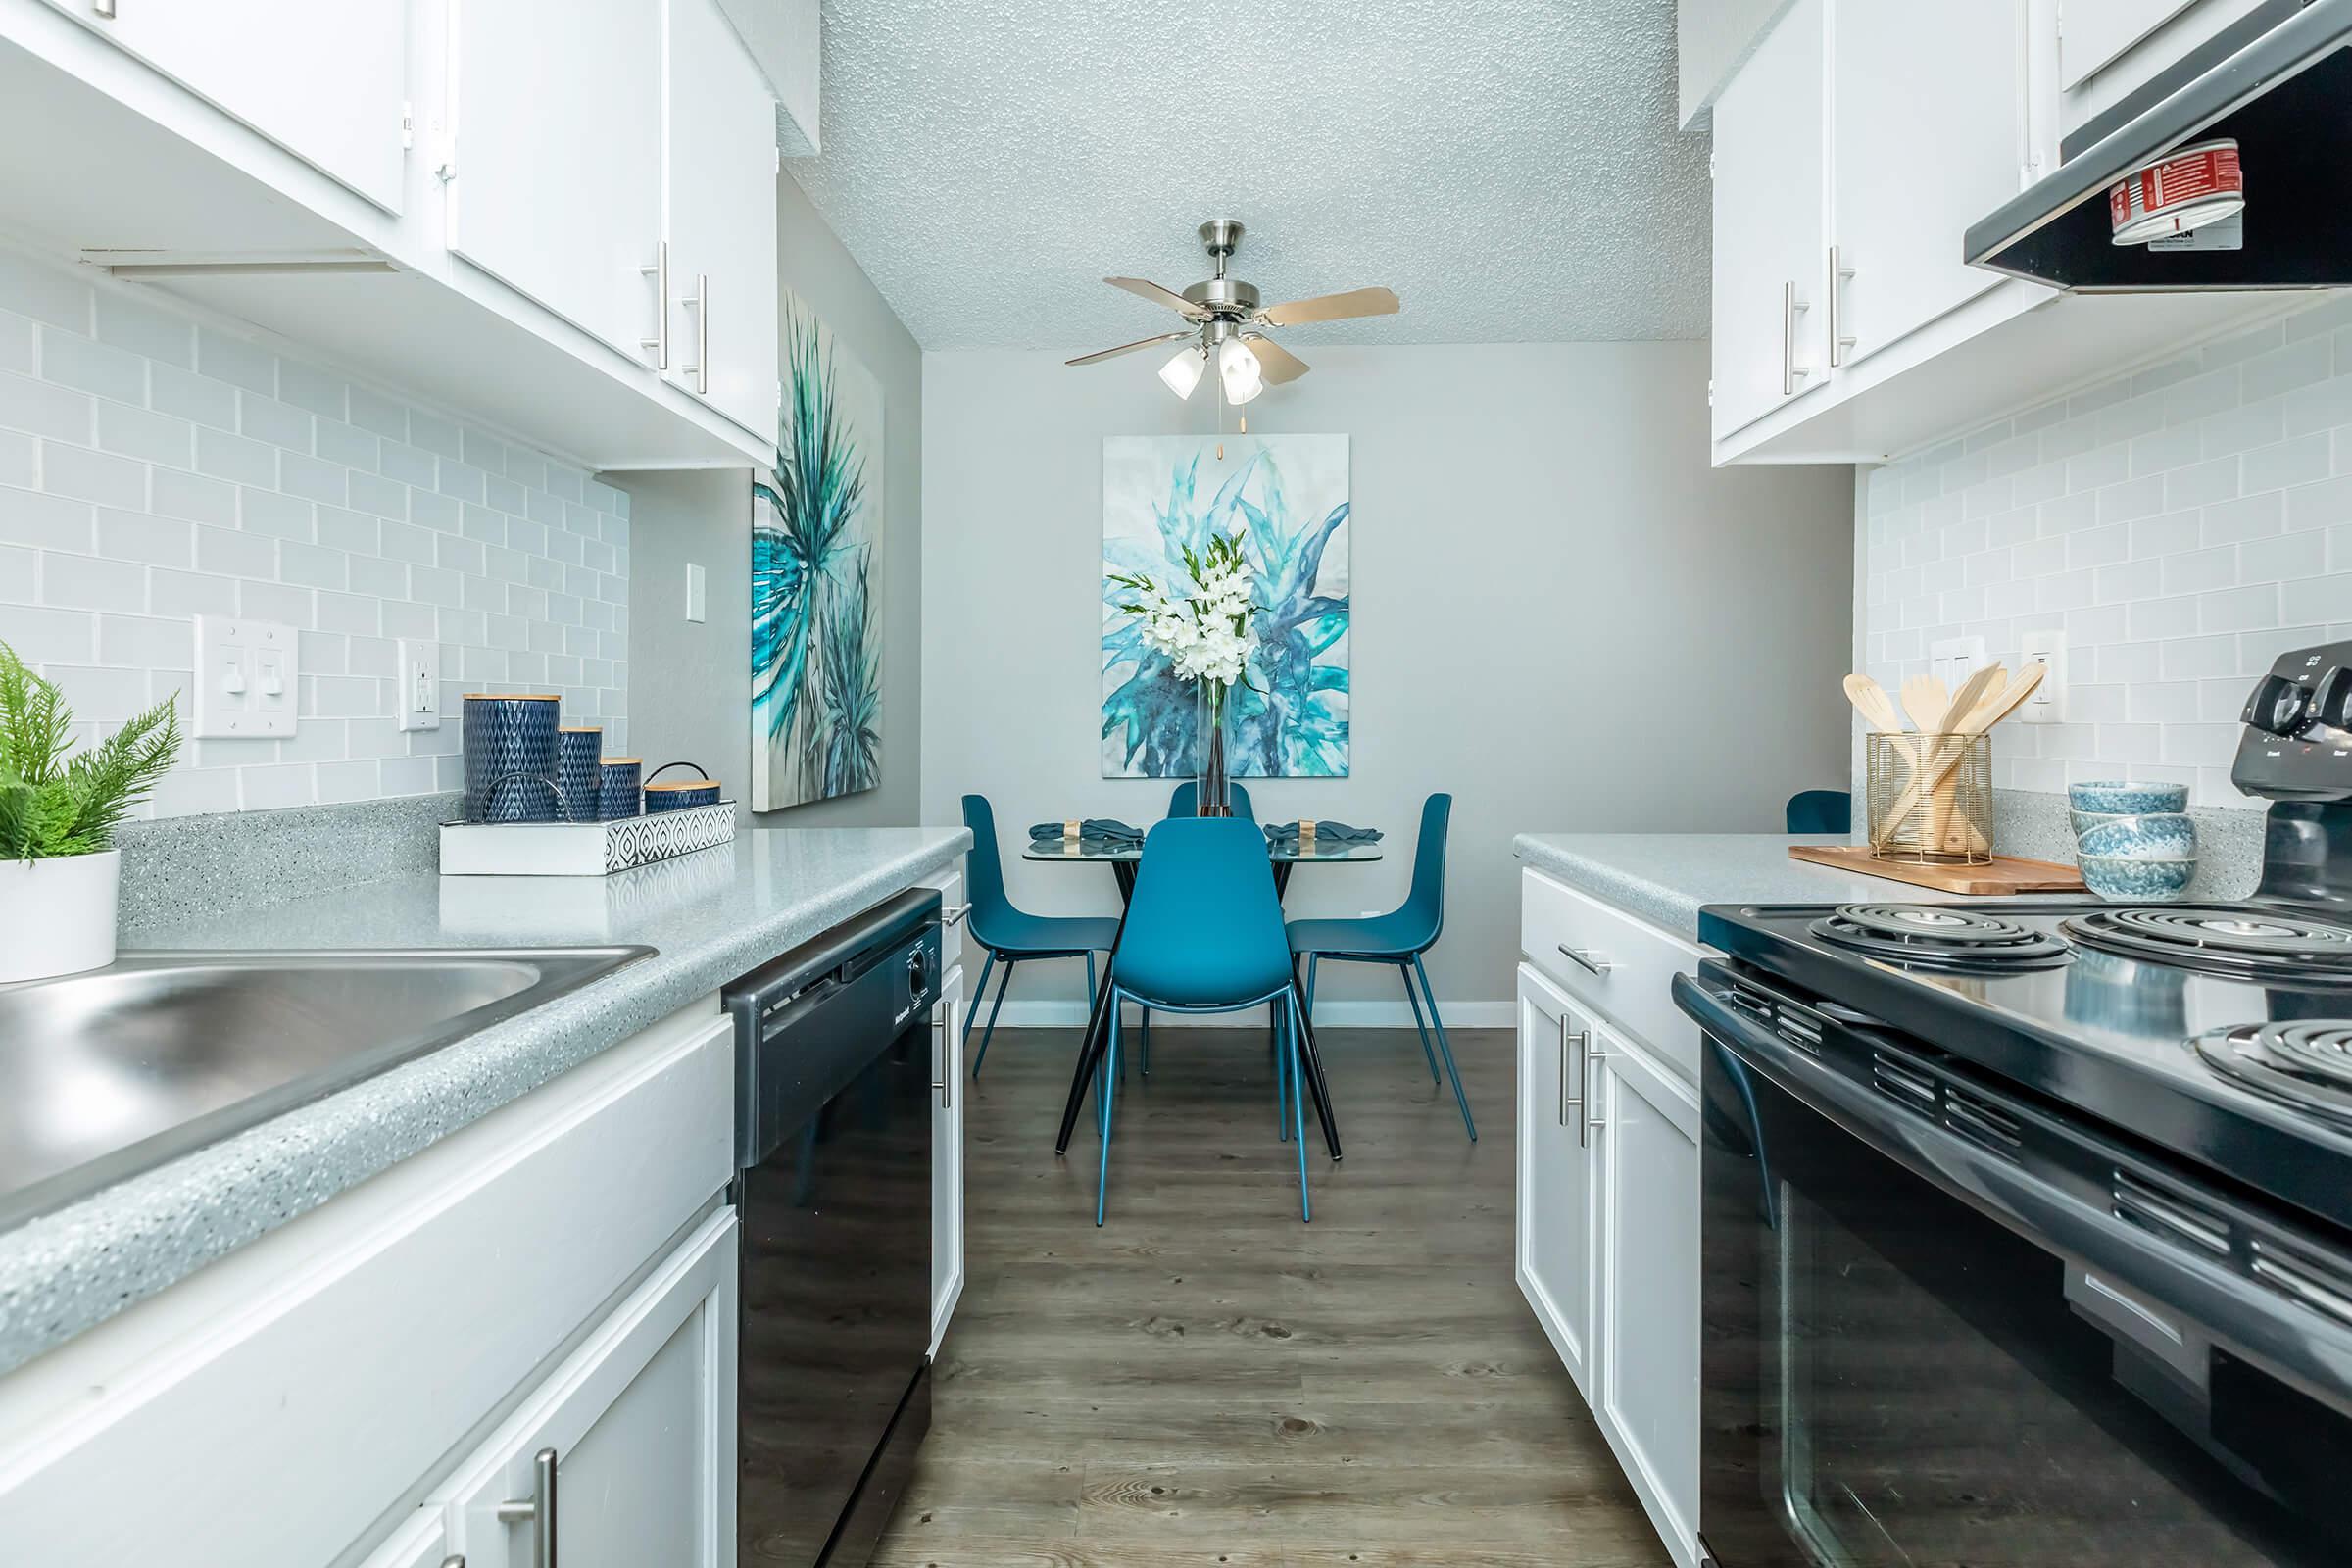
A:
[2064,907,2352,983]
[1810,903,2073,971]
[2195,1021,2352,1124]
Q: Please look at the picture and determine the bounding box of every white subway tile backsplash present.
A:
[0,245,627,819]
[1861,299,2352,808]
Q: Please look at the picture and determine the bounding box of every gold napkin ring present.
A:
[1063,818,1082,844]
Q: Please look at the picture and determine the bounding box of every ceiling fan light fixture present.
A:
[1157,342,1207,399]
[1218,337,1263,404]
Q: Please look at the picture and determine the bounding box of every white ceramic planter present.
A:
[0,850,121,983]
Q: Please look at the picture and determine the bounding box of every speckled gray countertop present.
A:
[0,826,968,1375]
[1513,833,1923,940]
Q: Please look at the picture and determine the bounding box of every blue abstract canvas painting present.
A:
[1102,434,1350,778]
[753,291,884,810]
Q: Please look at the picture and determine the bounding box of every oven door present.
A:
[1676,966,2352,1568]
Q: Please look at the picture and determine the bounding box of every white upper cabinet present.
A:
[666,0,780,438]
[447,0,665,364]
[2061,0,2203,85]
[69,0,409,213]
[1709,0,1825,440]
[1829,0,2029,367]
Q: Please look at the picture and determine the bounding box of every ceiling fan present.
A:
[1066,220,1400,403]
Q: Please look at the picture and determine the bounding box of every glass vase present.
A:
[1194,679,1234,817]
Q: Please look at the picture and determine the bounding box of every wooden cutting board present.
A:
[1789,843,2086,895]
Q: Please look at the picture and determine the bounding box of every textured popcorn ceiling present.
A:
[789,0,1711,349]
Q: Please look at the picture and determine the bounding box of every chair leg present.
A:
[1398,962,1441,1083]
[1410,954,1476,1142]
[1288,994,1311,1223]
[1305,954,1319,1017]
[1096,1011,1121,1226]
[1276,1004,1292,1141]
[1140,1007,1152,1076]
[961,951,996,1049]
[970,957,1015,1078]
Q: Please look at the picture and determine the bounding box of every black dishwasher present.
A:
[725,887,942,1566]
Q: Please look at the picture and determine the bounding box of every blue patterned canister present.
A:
[597,758,644,821]
[644,780,722,813]
[555,727,604,823]
[463,694,562,822]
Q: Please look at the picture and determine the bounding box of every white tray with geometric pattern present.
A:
[439,801,737,876]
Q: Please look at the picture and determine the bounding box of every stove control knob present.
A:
[2244,672,2318,737]
[2314,666,2352,734]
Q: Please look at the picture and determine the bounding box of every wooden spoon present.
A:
[1931,664,2050,853]
[1940,663,2007,737]
[1843,673,1904,734]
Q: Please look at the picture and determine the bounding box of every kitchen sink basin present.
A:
[0,946,652,1231]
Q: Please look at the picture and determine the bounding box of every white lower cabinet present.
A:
[440,1208,739,1568]
[356,1510,450,1568]
[1516,867,1702,1568]
[932,959,967,1354]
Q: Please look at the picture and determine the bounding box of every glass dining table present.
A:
[1026,826,1378,1165]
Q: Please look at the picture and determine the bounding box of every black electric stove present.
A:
[1678,637,2352,1568]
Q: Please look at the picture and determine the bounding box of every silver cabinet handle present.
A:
[1781,280,1812,396]
[495,1446,558,1568]
[680,273,710,394]
[932,1007,952,1110]
[92,0,116,15]
[942,903,971,928]
[1829,245,1856,367]
[1558,1019,1587,1128]
[1581,1046,1609,1148]
[441,1557,466,1568]
[639,242,669,368]
[1558,945,1616,976]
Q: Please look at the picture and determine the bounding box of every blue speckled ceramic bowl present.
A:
[2069,779,2189,816]
[2078,812,2198,860]
[2071,808,2132,838]
[2079,854,2196,902]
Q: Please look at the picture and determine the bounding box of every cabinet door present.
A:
[1515,962,1598,1398]
[441,1209,738,1568]
[1709,0,1827,439]
[449,0,663,363]
[666,0,780,437]
[1830,0,2027,365]
[97,0,408,212]
[2061,0,2201,88]
[357,1510,449,1568]
[931,961,966,1354]
[1593,1034,1702,1566]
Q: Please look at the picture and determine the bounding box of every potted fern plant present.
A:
[0,642,181,983]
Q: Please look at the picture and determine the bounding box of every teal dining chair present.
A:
[1286,793,1474,1140]
[1094,817,1313,1226]
[961,795,1120,1077]
[1164,780,1256,820]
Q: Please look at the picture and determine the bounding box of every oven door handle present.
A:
[1673,972,2352,1400]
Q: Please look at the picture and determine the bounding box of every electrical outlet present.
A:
[191,615,299,738]
[686,563,707,623]
[395,639,441,731]
[2019,630,2067,723]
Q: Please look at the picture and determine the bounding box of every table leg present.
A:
[1113,860,1137,905]
[1272,860,1293,901]
[1289,978,1343,1161]
[1056,889,1131,1156]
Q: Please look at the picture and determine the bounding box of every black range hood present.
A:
[1966,0,2352,290]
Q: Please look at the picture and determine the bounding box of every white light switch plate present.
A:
[2020,629,2067,723]
[1930,634,1987,693]
[395,638,441,731]
[685,563,707,623]
[191,615,299,739]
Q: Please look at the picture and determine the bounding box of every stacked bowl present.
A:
[2068,781,2196,901]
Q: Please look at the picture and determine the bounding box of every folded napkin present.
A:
[1264,819,1382,846]
[1027,817,1145,846]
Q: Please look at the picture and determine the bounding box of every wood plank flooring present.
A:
[873,1022,1670,1567]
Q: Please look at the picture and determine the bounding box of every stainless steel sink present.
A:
[0,946,652,1231]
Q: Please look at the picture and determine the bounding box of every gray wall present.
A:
[616,172,923,827]
[920,340,1855,1017]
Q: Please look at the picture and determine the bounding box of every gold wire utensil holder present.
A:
[1866,732,1993,864]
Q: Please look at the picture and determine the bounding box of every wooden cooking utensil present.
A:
[1900,673,1951,733]
[1917,662,2009,847]
[1843,673,1905,734]
[1933,663,2048,853]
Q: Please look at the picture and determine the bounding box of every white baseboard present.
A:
[983,1000,1514,1030]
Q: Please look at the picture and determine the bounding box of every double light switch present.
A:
[191,615,299,739]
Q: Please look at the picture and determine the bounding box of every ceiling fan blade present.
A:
[1103,276,1208,318]
[1243,332,1309,384]
[1065,329,1196,367]
[1256,285,1400,327]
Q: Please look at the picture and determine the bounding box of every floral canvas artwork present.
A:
[1102,435,1350,778]
[753,291,884,810]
